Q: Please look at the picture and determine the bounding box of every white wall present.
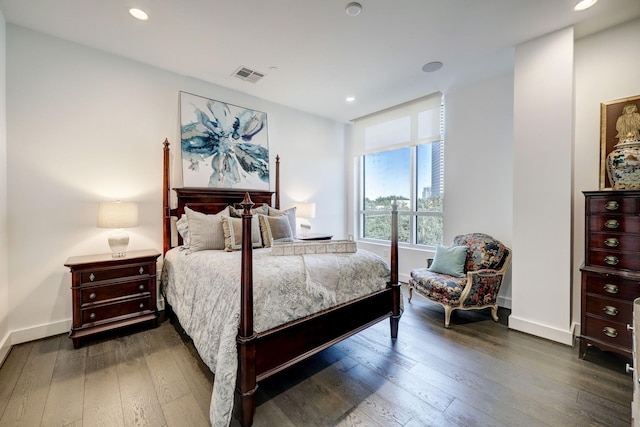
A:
[511,28,575,345]
[6,25,346,343]
[0,12,9,364]
[573,18,640,326]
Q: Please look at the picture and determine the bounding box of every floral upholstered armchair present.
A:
[408,233,512,328]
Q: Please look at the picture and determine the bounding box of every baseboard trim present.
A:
[508,315,574,345]
[0,331,10,367]
[10,319,71,346]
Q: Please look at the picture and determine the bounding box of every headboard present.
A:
[162,139,280,254]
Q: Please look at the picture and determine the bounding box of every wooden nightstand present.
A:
[65,249,161,348]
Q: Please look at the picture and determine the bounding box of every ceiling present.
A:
[1,0,639,123]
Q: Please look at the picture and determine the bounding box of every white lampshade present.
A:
[296,202,316,219]
[97,201,138,257]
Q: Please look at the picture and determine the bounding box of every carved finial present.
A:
[391,199,398,212]
[240,192,254,215]
[163,138,170,149]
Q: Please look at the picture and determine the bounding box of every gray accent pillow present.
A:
[184,206,229,252]
[268,206,297,238]
[258,214,294,248]
[176,214,190,247]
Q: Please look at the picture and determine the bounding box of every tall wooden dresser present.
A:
[580,190,640,360]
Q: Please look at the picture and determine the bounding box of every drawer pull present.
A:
[604,255,619,266]
[89,273,95,282]
[139,267,144,275]
[89,312,96,320]
[139,303,145,309]
[605,201,620,211]
[89,292,96,300]
[629,324,634,331]
[139,284,145,291]
[604,238,619,247]
[603,283,619,294]
[627,363,635,374]
[605,219,620,229]
[602,326,618,338]
[602,305,619,316]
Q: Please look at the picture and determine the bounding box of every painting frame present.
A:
[600,94,640,189]
[179,91,270,190]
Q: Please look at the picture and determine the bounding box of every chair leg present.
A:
[491,305,499,322]
[444,306,453,328]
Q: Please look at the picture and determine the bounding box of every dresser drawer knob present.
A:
[604,238,619,247]
[605,219,620,229]
[602,305,619,316]
[89,292,96,300]
[139,303,145,309]
[139,284,145,291]
[603,284,619,294]
[139,267,144,275]
[89,312,96,320]
[629,324,634,331]
[604,255,619,266]
[602,326,618,338]
[89,273,95,282]
[604,201,620,211]
[627,363,635,374]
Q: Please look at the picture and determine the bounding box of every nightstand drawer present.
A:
[79,263,152,285]
[588,233,640,252]
[80,278,151,305]
[587,249,640,270]
[81,296,153,325]
[588,196,639,214]
[588,216,640,234]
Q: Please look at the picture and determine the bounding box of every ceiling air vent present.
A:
[233,67,264,83]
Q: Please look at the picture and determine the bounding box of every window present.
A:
[354,93,443,246]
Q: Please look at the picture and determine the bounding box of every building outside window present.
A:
[353,93,444,247]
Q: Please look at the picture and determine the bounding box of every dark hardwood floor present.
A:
[0,285,633,426]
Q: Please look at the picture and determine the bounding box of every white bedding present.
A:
[160,246,392,426]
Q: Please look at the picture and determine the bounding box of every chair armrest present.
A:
[460,269,504,307]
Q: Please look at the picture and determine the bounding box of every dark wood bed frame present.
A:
[161,139,401,426]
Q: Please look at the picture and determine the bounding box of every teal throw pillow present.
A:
[428,245,469,277]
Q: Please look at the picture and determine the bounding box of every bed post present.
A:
[236,192,257,427]
[390,201,400,338]
[162,138,171,255]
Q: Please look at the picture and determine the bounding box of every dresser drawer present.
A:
[588,249,640,270]
[584,315,631,349]
[584,271,640,300]
[79,263,152,285]
[588,215,640,234]
[81,296,153,325]
[80,278,151,305]
[588,232,640,252]
[585,295,632,322]
[588,195,639,214]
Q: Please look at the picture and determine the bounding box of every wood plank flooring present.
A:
[0,285,633,426]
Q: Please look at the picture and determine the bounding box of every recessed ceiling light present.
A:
[345,2,362,16]
[345,96,356,103]
[574,0,598,11]
[422,61,443,73]
[129,8,149,20]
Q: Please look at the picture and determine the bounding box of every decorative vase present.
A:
[606,136,640,189]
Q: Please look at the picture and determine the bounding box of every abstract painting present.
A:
[180,91,269,189]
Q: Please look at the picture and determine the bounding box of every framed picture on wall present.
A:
[179,91,270,189]
[600,94,640,189]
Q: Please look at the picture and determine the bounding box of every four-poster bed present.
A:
[160,139,401,426]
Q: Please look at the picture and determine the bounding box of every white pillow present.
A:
[268,206,297,238]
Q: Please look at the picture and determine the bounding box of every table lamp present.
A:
[296,202,316,236]
[97,201,139,257]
